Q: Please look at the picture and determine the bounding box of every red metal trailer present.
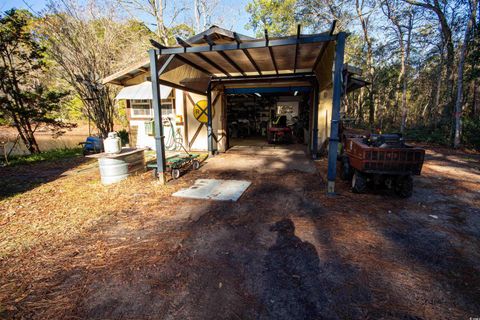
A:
[340,133,425,197]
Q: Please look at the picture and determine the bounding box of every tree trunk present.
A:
[202,1,207,31]
[400,13,413,134]
[441,20,455,123]
[404,0,455,122]
[14,123,31,154]
[397,33,406,132]
[474,80,478,116]
[357,88,364,124]
[151,0,168,45]
[383,0,408,132]
[368,88,374,128]
[25,120,40,153]
[453,0,477,148]
[25,131,40,154]
[432,1,455,122]
[194,0,200,32]
[15,121,40,154]
[433,43,444,128]
[356,0,375,129]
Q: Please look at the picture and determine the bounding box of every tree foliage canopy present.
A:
[245,0,297,37]
[40,1,152,138]
[245,0,480,148]
[0,9,70,154]
[1,0,479,151]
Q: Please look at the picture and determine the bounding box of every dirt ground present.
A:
[1,144,479,319]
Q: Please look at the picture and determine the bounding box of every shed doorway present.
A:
[224,87,312,150]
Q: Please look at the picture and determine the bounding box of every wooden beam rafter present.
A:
[265,29,279,75]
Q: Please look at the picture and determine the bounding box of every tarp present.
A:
[114,81,172,100]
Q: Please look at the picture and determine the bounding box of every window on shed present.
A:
[131,99,151,117]
[130,99,174,118]
[160,101,174,116]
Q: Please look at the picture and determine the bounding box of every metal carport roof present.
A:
[147,22,353,194]
[149,23,339,94]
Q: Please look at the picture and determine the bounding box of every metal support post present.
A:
[327,32,347,194]
[149,49,167,184]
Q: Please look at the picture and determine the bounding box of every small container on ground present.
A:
[88,148,145,185]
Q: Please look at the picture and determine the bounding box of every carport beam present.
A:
[149,49,167,184]
[265,29,279,75]
[196,53,232,77]
[327,32,347,194]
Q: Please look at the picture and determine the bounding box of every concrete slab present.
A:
[200,145,317,174]
[172,179,251,201]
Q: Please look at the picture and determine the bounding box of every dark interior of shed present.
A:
[225,90,311,147]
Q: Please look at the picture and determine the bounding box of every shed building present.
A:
[103,24,366,192]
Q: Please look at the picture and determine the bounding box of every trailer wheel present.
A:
[340,156,352,181]
[352,171,367,193]
[395,175,413,198]
[192,160,200,170]
[171,168,181,179]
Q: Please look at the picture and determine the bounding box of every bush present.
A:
[117,129,129,146]
[462,116,480,150]
[405,126,451,146]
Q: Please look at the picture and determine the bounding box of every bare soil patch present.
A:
[1,145,479,319]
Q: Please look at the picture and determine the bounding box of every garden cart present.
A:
[146,151,200,180]
[339,132,425,198]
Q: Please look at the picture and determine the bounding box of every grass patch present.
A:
[7,147,83,166]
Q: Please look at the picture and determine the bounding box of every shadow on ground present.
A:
[259,219,326,319]
[2,145,480,319]
[0,156,90,199]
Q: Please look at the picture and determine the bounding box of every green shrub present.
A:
[405,127,451,146]
[462,116,480,150]
[117,129,129,146]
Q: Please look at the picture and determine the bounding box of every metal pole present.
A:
[311,80,319,159]
[149,49,167,184]
[87,109,91,136]
[327,32,347,194]
[207,81,214,155]
[225,94,229,150]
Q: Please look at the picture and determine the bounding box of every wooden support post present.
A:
[327,32,347,194]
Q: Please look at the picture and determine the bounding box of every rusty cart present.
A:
[339,133,425,197]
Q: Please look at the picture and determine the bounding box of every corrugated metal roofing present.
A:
[114,82,172,100]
